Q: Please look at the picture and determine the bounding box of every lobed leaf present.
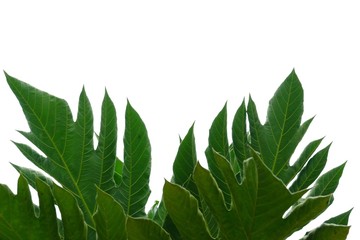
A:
[0,176,60,240]
[5,73,118,228]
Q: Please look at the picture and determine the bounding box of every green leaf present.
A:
[93,188,127,240]
[325,209,353,225]
[172,123,197,187]
[206,103,231,208]
[282,195,332,237]
[280,137,323,185]
[127,217,171,240]
[114,158,123,185]
[300,224,350,240]
[307,162,346,197]
[0,176,60,240]
[163,180,213,240]
[232,98,248,178]
[53,183,87,240]
[262,70,303,172]
[5,74,118,227]
[289,144,331,192]
[116,100,151,216]
[194,161,244,239]
[247,95,262,153]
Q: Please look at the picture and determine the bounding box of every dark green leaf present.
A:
[232,98,249,177]
[290,144,331,192]
[173,123,197,186]
[325,209,353,225]
[127,217,171,240]
[300,223,350,240]
[308,162,346,197]
[281,137,323,185]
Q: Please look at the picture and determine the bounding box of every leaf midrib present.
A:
[13,83,95,227]
[271,77,294,172]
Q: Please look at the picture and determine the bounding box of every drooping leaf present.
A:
[5,73,118,228]
[0,176,60,240]
[163,180,213,240]
[127,217,171,240]
[116,100,151,216]
[93,188,127,240]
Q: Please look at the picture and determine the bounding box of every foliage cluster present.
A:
[0,71,351,239]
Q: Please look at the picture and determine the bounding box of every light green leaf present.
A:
[93,188,127,240]
[163,180,212,240]
[116,100,151,216]
[127,217,171,240]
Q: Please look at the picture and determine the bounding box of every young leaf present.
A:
[116,100,151,217]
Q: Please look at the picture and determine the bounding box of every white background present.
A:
[0,1,359,239]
